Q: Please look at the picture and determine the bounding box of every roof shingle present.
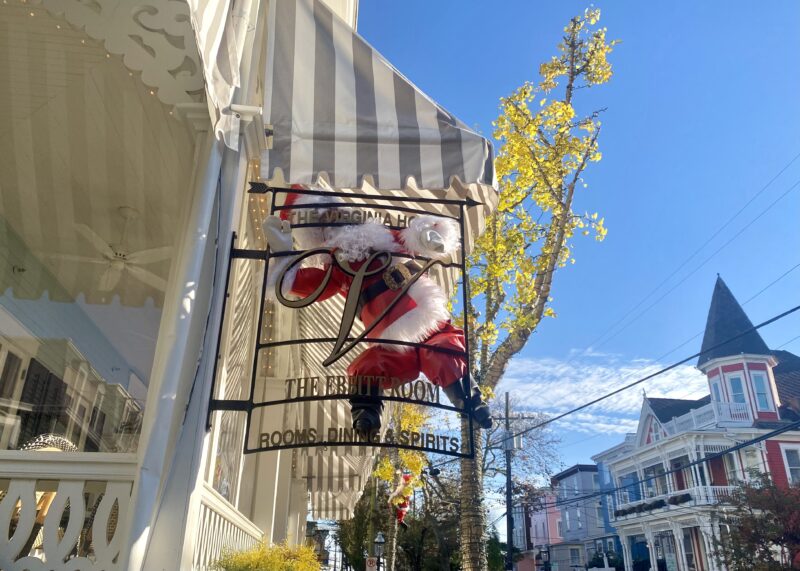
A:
[698,276,770,367]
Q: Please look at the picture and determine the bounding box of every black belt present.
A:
[358,260,423,312]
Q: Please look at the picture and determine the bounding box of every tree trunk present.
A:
[460,418,487,571]
[387,510,398,571]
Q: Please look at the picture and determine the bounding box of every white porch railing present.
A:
[614,485,738,520]
[713,401,752,423]
[0,451,137,571]
[192,482,263,571]
[662,403,718,435]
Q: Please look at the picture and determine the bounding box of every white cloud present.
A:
[500,356,709,435]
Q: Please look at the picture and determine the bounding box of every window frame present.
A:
[711,379,722,402]
[727,374,747,405]
[570,547,581,565]
[751,372,772,411]
[0,348,22,400]
[780,444,800,485]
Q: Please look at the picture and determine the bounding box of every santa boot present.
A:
[443,380,493,429]
[349,384,383,434]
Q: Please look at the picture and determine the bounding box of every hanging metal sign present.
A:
[207,184,489,458]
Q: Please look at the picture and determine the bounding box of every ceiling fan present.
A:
[48,206,173,292]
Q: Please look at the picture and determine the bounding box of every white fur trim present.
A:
[378,277,451,349]
[400,215,460,259]
[265,259,297,300]
[288,193,343,252]
[323,219,401,262]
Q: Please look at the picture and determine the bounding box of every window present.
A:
[574,477,579,496]
[607,539,615,553]
[577,508,582,529]
[565,511,570,531]
[723,453,739,482]
[783,447,800,485]
[570,548,581,566]
[729,376,746,404]
[647,419,662,443]
[557,520,563,536]
[711,380,721,402]
[593,473,600,490]
[752,373,771,411]
[596,502,604,522]
[0,351,21,399]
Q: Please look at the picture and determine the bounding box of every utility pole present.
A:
[505,391,514,571]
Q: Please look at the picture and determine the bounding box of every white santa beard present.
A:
[376,277,451,350]
[323,220,400,262]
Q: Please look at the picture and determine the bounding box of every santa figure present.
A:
[262,188,493,433]
[388,471,414,530]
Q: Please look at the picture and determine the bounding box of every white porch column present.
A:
[120,125,224,571]
[704,518,724,571]
[670,524,689,571]
[237,384,288,543]
[286,476,310,546]
[270,449,296,544]
[619,534,633,571]
[662,456,675,495]
[644,527,658,571]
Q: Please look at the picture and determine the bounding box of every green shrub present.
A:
[214,541,321,571]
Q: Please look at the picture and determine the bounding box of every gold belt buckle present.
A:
[383,263,413,290]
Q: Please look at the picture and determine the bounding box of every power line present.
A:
[571,151,800,358]
[778,333,800,350]
[492,302,800,448]
[512,259,800,434]
[531,416,800,511]
[464,156,800,440]
[434,302,800,468]
[591,178,800,351]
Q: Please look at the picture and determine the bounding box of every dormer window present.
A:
[647,420,662,443]
[751,373,772,411]
[728,376,746,404]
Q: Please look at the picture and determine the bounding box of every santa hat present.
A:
[279,184,344,221]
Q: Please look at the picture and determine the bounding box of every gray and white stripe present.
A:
[262,0,496,193]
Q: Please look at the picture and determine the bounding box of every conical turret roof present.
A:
[698,276,770,367]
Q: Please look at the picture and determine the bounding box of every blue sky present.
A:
[358,0,800,475]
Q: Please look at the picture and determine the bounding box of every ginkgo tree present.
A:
[458,9,618,571]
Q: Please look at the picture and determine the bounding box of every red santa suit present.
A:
[264,190,492,432]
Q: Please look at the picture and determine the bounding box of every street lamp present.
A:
[374,532,386,570]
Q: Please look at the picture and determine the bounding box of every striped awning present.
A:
[261,0,496,196]
[186,0,253,149]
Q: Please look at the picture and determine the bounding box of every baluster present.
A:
[0,480,38,568]
[42,481,86,566]
[91,482,132,568]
